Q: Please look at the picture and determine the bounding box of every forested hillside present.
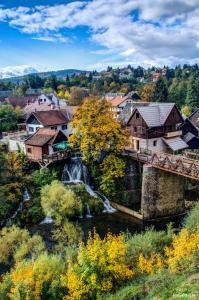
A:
[1,64,199,111]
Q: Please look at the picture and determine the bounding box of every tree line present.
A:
[1,64,199,110]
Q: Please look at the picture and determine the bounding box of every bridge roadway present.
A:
[124,148,199,180]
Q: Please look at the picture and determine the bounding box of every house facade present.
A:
[26,110,72,137]
[127,103,188,154]
[109,92,141,118]
[25,128,68,161]
[189,108,199,131]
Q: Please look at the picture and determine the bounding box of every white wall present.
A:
[26,122,72,137]
[37,94,52,104]
[8,139,26,153]
[132,137,167,153]
[26,123,43,134]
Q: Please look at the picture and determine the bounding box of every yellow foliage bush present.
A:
[138,253,164,274]
[63,232,134,300]
[165,227,199,273]
[8,253,65,300]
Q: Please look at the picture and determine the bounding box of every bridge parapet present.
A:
[124,148,199,180]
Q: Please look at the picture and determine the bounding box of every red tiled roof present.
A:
[26,110,70,126]
[109,95,130,107]
[25,128,60,146]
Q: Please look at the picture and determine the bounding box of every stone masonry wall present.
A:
[122,158,142,206]
[141,164,185,220]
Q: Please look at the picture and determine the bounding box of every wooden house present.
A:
[25,128,68,161]
[126,103,188,154]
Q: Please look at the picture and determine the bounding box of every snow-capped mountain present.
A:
[0,65,38,79]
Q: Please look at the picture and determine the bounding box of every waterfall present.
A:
[8,188,31,222]
[85,203,93,218]
[23,188,31,202]
[95,191,116,213]
[40,215,54,224]
[62,157,116,214]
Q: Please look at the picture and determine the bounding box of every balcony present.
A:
[164,130,182,138]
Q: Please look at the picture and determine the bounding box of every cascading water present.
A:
[40,216,53,224]
[62,158,116,215]
[6,188,31,224]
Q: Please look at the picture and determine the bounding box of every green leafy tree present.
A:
[0,226,45,265]
[41,180,82,223]
[100,154,125,197]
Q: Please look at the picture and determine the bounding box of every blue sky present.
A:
[0,0,199,73]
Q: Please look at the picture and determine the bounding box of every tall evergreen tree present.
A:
[152,76,168,102]
[185,77,199,111]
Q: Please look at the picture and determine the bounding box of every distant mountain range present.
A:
[0,65,38,79]
[0,65,87,82]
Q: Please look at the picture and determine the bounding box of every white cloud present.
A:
[0,65,38,79]
[1,0,199,67]
[32,33,68,43]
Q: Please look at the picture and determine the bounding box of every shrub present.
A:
[71,184,104,216]
[0,226,45,265]
[103,283,146,300]
[184,202,199,232]
[165,227,199,273]
[63,232,133,300]
[126,226,173,267]
[41,180,82,222]
[31,168,58,196]
[53,220,83,249]
[20,198,45,224]
[5,253,66,300]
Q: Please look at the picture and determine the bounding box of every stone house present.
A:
[126,103,188,154]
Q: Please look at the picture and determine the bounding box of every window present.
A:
[172,111,175,118]
[28,127,34,132]
[153,140,157,147]
[51,126,57,130]
[62,125,67,130]
[136,112,139,119]
[136,140,140,150]
[27,147,32,153]
[134,126,137,132]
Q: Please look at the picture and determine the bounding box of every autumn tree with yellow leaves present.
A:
[69,97,128,163]
[69,97,129,196]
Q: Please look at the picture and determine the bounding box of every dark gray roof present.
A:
[137,103,175,127]
[126,102,177,127]
[183,132,195,143]
[162,137,188,151]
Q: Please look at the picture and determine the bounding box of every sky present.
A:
[1,0,199,72]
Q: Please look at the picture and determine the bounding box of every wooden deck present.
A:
[124,148,199,180]
[29,150,71,167]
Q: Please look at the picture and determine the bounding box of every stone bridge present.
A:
[121,149,199,220]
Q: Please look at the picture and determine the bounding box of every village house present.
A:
[126,103,188,154]
[25,128,68,161]
[109,92,141,118]
[189,108,199,131]
[26,110,72,137]
[179,117,199,149]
